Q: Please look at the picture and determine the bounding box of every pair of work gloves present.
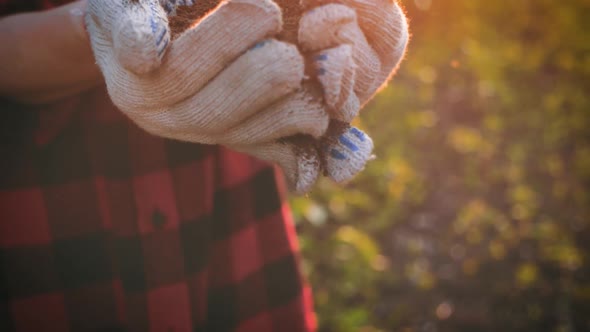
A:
[85,0,409,193]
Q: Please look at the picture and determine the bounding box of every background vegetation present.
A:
[290,0,590,331]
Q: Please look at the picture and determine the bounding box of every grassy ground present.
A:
[291,0,590,331]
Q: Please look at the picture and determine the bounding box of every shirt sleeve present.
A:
[0,0,75,17]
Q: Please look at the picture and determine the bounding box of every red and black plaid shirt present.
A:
[0,1,316,331]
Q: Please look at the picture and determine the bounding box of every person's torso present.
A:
[0,1,314,330]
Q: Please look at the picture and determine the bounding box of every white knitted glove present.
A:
[307,0,409,183]
[86,0,334,193]
[86,0,408,193]
[273,0,409,184]
[300,0,409,117]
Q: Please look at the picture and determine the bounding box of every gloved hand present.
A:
[175,0,410,190]
[86,0,409,193]
[241,0,409,187]
[287,0,410,183]
[86,0,334,193]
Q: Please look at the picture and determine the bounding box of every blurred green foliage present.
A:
[290,0,590,331]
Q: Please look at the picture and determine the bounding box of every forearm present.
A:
[0,0,102,104]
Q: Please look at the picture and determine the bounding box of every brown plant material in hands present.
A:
[134,0,307,42]
[169,0,223,39]
[126,0,223,39]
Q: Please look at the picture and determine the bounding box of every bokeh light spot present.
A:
[435,302,454,320]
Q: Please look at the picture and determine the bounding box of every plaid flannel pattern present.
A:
[0,3,316,329]
[0,0,69,12]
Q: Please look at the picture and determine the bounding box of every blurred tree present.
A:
[291,0,590,331]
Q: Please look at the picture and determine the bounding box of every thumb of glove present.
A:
[88,0,173,74]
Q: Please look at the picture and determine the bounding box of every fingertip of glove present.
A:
[293,154,321,194]
[282,137,321,195]
[323,124,374,183]
[247,39,305,93]
[298,4,357,50]
[228,0,283,32]
[334,93,360,123]
[313,44,355,109]
[113,6,171,74]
